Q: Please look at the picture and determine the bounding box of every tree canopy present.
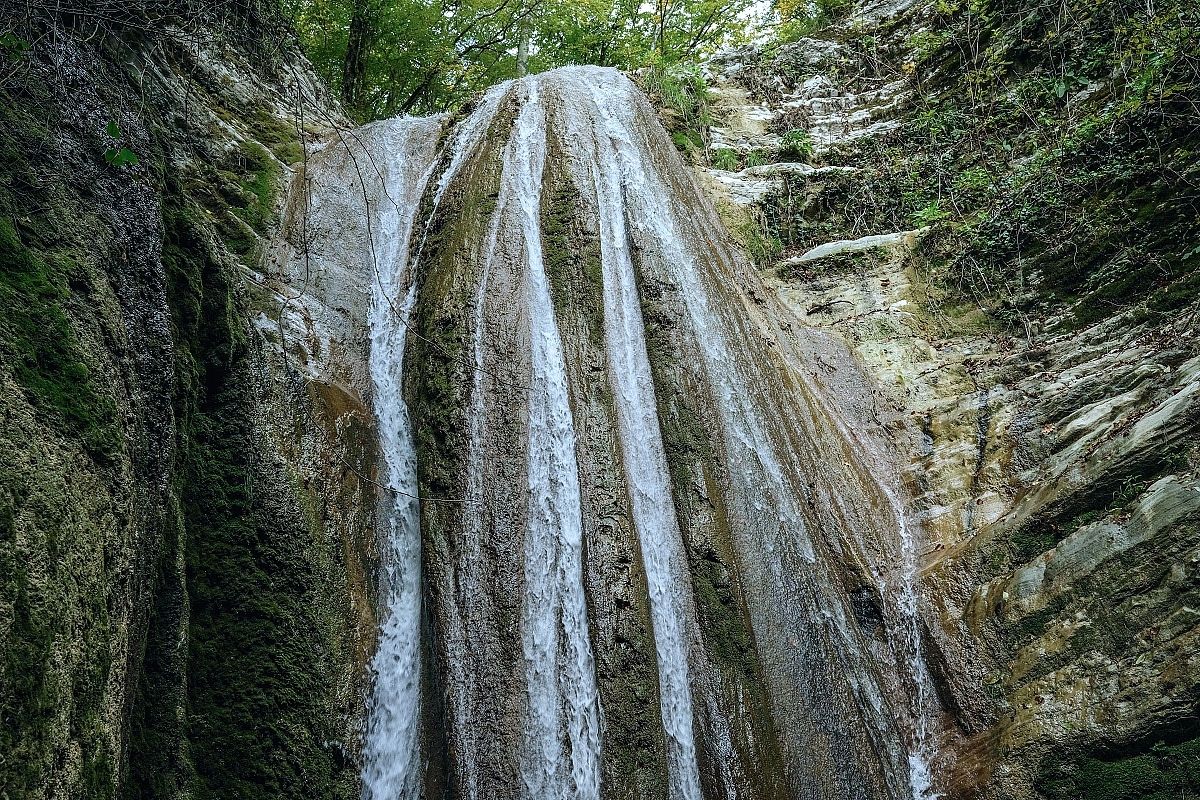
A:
[286,0,763,119]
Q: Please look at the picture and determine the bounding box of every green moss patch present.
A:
[229,140,281,234]
[0,220,120,458]
[541,171,605,345]
[122,193,354,800]
[1039,730,1200,800]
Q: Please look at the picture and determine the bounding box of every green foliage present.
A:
[711,147,740,170]
[287,0,519,117]
[0,220,120,458]
[103,147,139,167]
[643,61,708,116]
[777,128,813,161]
[537,0,759,72]
[641,61,713,157]
[1039,734,1200,800]
[744,148,768,168]
[731,211,783,266]
[102,120,139,168]
[775,0,851,40]
[669,129,700,156]
[287,0,755,119]
[0,31,30,59]
[796,0,1200,331]
[912,200,950,226]
[952,166,992,192]
[906,30,950,61]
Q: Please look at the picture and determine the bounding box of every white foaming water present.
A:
[886,488,940,800]
[552,65,898,798]
[429,82,510,216]
[811,374,942,798]
[421,82,514,800]
[350,64,940,800]
[505,80,603,800]
[549,68,705,800]
[553,65,933,798]
[361,116,445,800]
[581,71,815,574]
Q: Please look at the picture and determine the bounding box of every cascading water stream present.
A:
[417,81,512,800]
[360,116,445,800]
[331,64,944,800]
[880,487,939,800]
[578,70,816,573]
[446,74,701,800]
[508,81,603,800]
[576,95,705,800]
[795,353,942,798]
[548,66,936,798]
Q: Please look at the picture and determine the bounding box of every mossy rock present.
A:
[0,219,121,459]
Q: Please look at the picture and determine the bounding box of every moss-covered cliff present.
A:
[0,6,378,798]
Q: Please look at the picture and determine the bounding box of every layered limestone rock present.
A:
[692,1,1200,797]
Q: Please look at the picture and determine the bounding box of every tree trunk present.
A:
[398,69,440,114]
[342,0,373,120]
[516,25,530,77]
[656,0,668,56]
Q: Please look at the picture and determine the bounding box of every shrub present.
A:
[913,200,951,226]
[710,148,740,170]
[778,128,814,161]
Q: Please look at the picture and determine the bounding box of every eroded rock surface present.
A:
[690,1,1200,797]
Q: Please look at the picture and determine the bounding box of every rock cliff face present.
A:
[2,1,1197,799]
[694,0,1199,796]
[0,6,378,798]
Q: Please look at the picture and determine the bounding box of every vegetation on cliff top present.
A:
[286,0,763,118]
[760,0,1200,334]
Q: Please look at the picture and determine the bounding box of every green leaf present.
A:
[1054,80,1067,98]
[103,147,139,167]
[0,32,29,57]
[106,121,121,139]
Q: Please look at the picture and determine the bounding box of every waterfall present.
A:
[883,488,940,800]
[571,69,818,575]
[427,73,704,800]
[311,64,944,800]
[421,81,512,800]
[559,81,706,800]
[543,66,928,798]
[507,81,603,799]
[360,116,445,800]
